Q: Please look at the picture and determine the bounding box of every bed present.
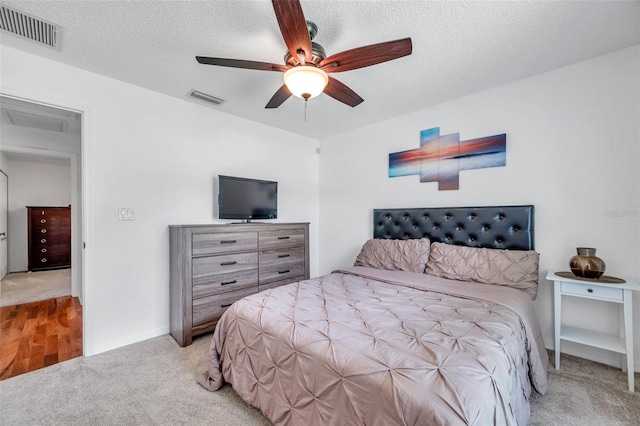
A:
[199,205,548,425]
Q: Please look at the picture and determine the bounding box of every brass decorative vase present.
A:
[569,247,606,279]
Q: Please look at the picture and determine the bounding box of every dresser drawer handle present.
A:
[41,239,47,243]
[278,254,290,258]
[221,303,233,308]
[41,219,47,224]
[41,258,48,263]
[277,236,290,240]
[41,248,47,253]
[221,261,237,266]
[587,288,594,293]
[220,240,237,244]
[278,269,290,275]
[221,280,237,286]
[40,229,47,234]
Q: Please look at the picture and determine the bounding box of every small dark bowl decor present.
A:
[569,247,606,279]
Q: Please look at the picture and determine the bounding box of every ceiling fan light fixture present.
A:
[283,66,328,100]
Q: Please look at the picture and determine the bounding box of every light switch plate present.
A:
[118,208,135,221]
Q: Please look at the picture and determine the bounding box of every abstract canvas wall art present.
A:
[389,127,506,190]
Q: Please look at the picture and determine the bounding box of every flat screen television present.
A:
[218,175,278,222]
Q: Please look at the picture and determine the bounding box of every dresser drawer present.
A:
[30,208,70,219]
[192,285,258,328]
[259,247,304,266]
[32,234,71,245]
[32,225,71,237]
[192,232,257,256]
[31,243,71,255]
[561,282,623,301]
[259,279,301,293]
[31,253,71,268]
[31,215,71,227]
[259,228,305,250]
[260,261,305,285]
[192,252,258,298]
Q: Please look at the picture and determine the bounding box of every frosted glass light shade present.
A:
[283,66,329,100]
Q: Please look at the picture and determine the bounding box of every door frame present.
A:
[0,169,7,280]
[0,87,93,355]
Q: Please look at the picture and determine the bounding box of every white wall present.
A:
[1,46,320,355]
[319,45,640,370]
[2,158,71,272]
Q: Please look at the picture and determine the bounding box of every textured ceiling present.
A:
[1,1,638,139]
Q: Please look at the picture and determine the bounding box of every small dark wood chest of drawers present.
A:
[27,206,71,271]
[169,222,310,346]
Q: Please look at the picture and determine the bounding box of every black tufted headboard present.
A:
[373,205,534,250]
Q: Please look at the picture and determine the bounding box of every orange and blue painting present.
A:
[389,127,506,190]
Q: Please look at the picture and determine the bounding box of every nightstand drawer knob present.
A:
[588,288,594,293]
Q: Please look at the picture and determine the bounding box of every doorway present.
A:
[0,95,84,379]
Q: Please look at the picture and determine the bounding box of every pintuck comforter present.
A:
[200,266,548,426]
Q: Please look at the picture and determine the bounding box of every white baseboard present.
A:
[85,325,170,356]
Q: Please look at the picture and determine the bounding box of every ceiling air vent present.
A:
[0,5,59,48]
[189,90,224,106]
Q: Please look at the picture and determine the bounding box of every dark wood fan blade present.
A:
[320,38,412,73]
[196,57,288,72]
[265,85,292,108]
[272,0,312,64]
[323,77,364,107]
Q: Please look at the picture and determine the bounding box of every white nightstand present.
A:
[547,270,640,392]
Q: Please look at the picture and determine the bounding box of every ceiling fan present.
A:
[196,0,412,109]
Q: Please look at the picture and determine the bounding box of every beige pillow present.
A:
[424,242,540,299]
[354,238,431,273]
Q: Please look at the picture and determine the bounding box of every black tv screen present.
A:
[218,175,277,222]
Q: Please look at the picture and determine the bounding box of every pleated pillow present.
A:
[355,238,431,273]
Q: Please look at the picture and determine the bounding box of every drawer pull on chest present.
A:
[278,269,290,275]
[40,229,47,234]
[221,303,233,308]
[221,280,237,286]
[278,254,290,258]
[41,258,47,263]
[41,219,47,224]
[220,240,237,244]
[41,239,47,243]
[277,236,290,240]
[220,261,237,266]
[41,248,47,253]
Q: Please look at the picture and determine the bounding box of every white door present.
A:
[0,170,7,279]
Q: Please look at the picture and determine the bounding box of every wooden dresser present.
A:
[169,222,309,346]
[27,206,71,272]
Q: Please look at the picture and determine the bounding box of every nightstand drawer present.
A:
[561,282,623,301]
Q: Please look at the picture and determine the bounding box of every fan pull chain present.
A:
[304,98,308,122]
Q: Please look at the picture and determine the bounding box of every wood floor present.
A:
[0,296,82,380]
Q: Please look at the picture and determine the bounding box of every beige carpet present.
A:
[0,268,72,307]
[0,333,638,425]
